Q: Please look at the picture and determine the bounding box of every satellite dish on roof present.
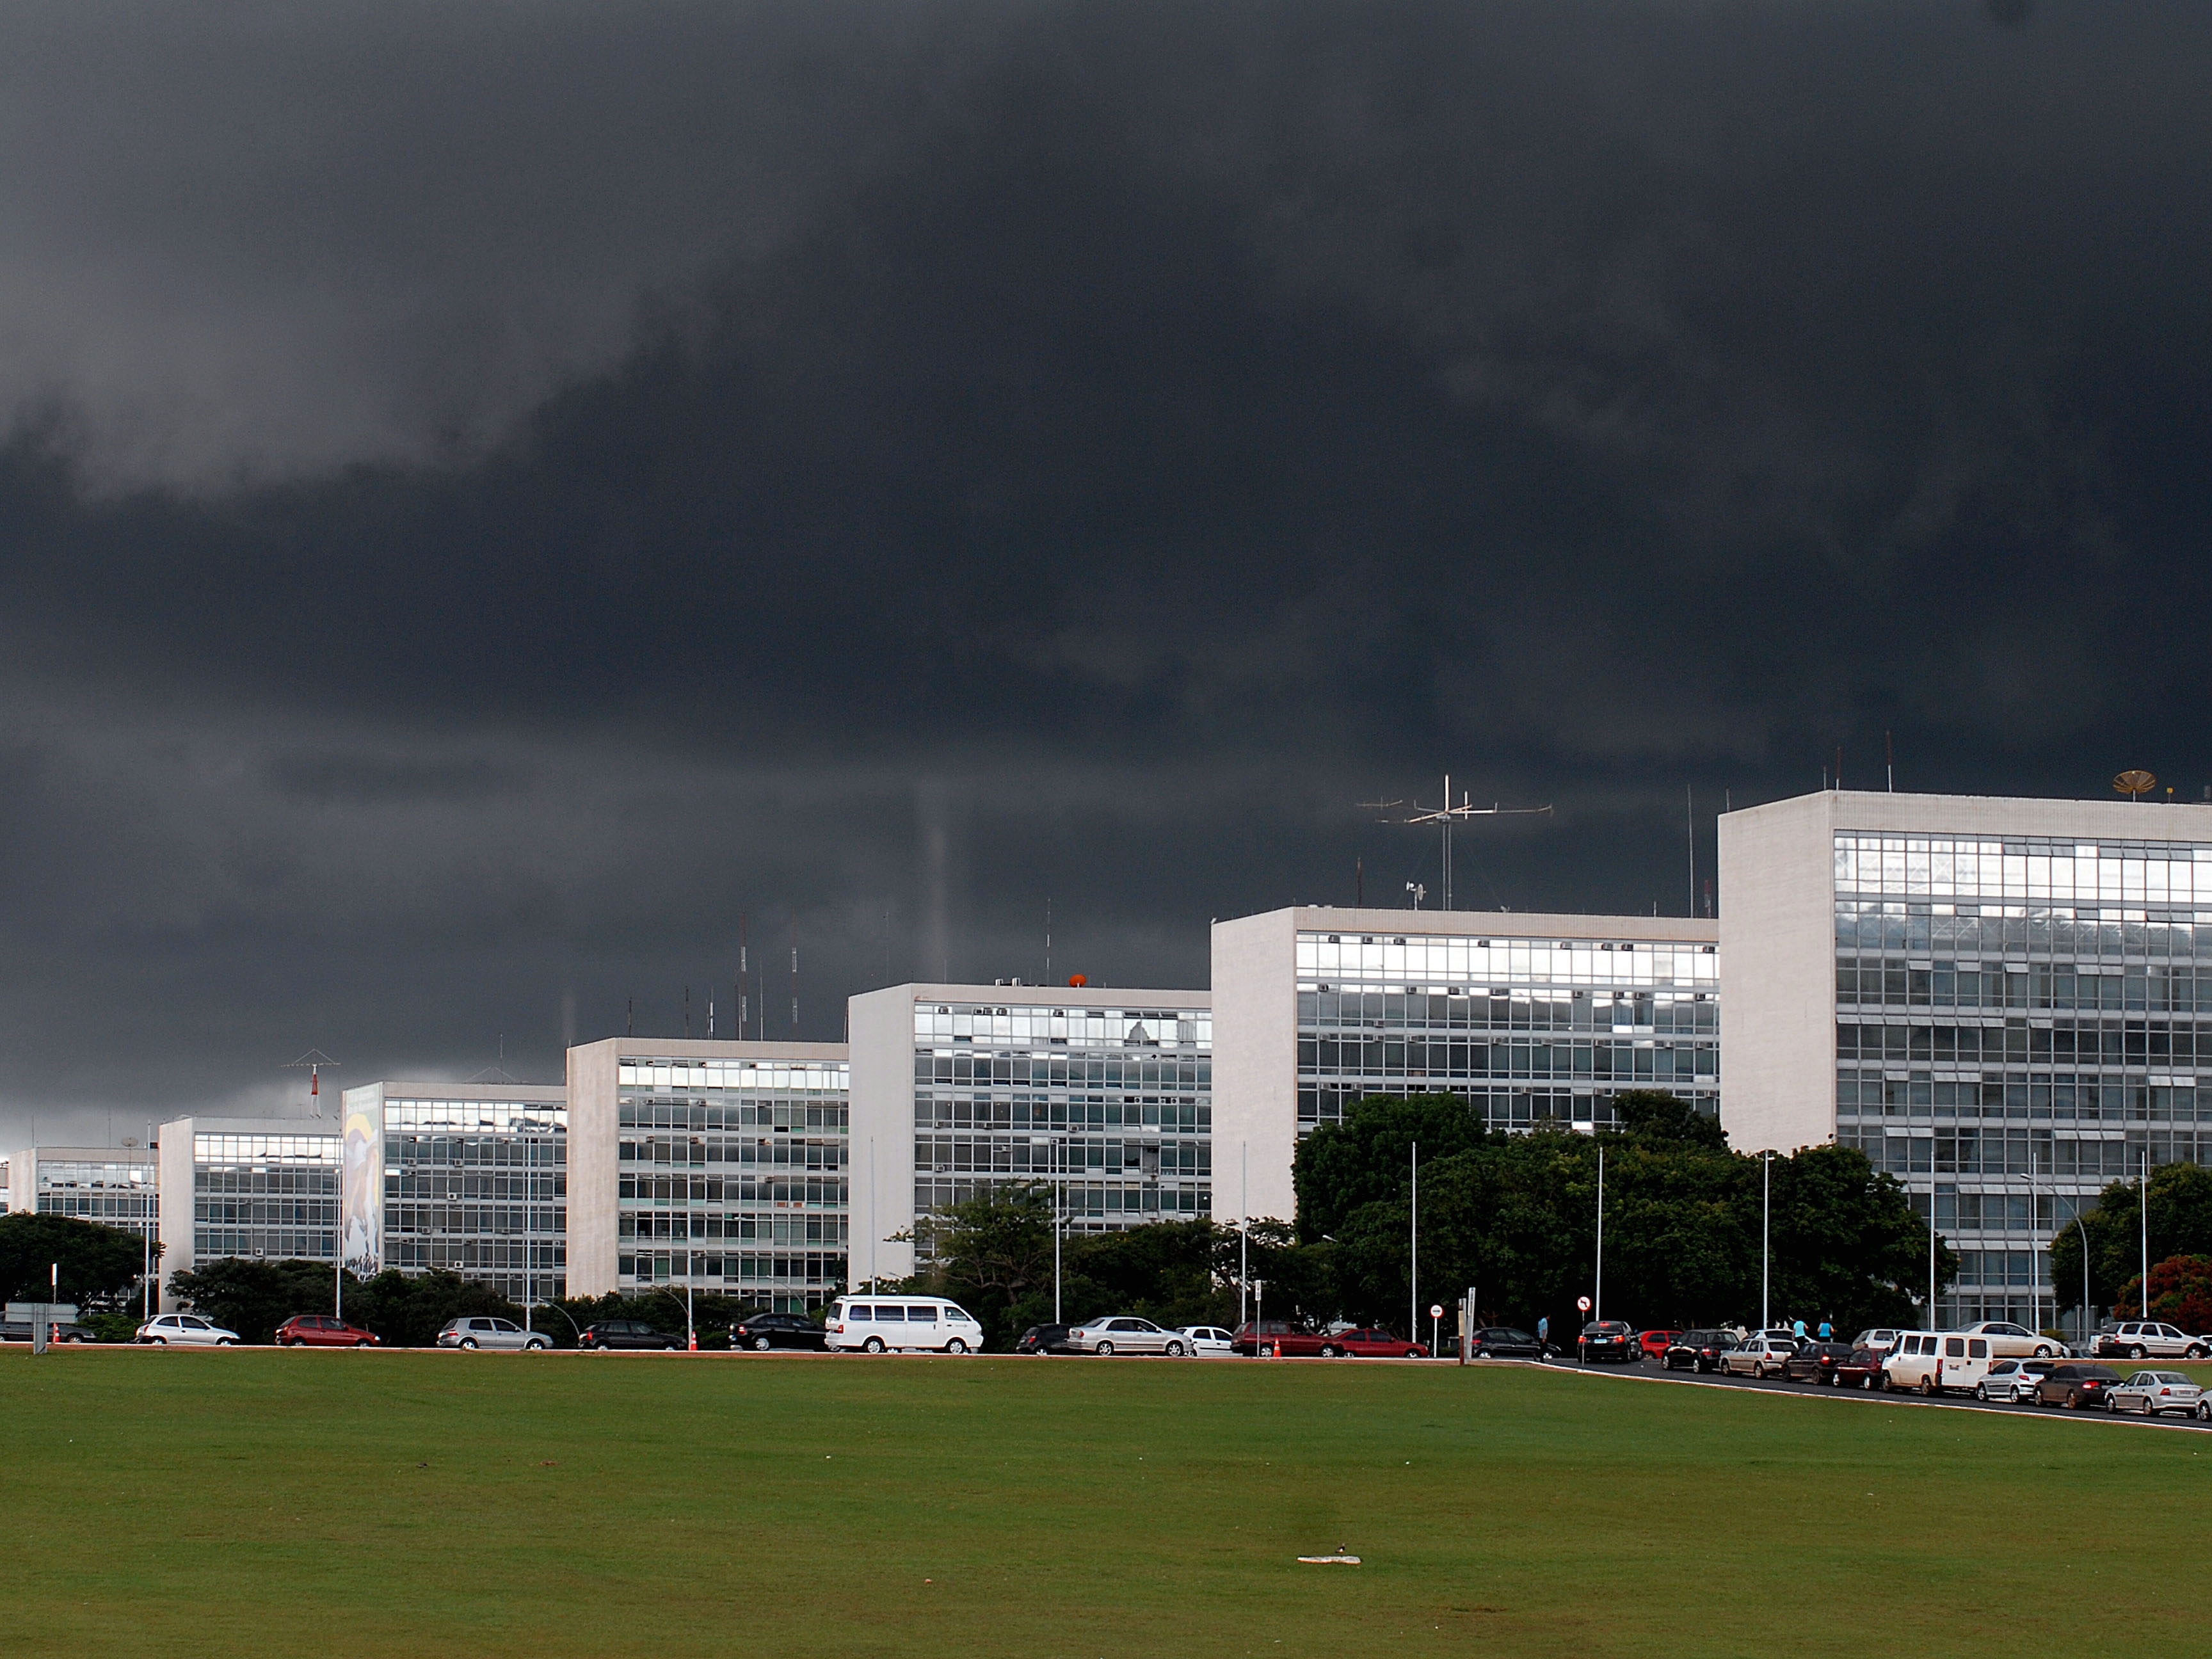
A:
[2114,769,2156,799]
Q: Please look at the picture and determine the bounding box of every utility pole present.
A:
[1364,777,1551,911]
[1409,1141,1419,1342]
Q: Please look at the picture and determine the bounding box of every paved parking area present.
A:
[1535,1356,2212,1431]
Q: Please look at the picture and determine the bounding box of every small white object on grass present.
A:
[1297,1550,1361,1565]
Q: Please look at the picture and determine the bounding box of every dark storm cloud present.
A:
[1,1,2209,1139]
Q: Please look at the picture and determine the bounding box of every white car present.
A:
[436,1317,549,1351]
[1851,1328,1902,1357]
[1975,1357,2058,1403]
[1956,1320,2060,1360]
[2095,1321,2209,1361]
[136,1313,240,1346]
[1065,1315,1187,1356]
[1177,1325,1236,1358]
[2106,1370,2206,1418]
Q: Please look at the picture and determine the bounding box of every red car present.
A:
[1638,1329,1682,1361]
[1324,1327,1429,1359]
[1232,1320,1329,1357]
[275,1314,380,1348]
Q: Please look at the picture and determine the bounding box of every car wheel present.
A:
[2129,1345,2147,1360]
[216,1337,237,1346]
[945,1338,969,1355]
[460,1338,478,1349]
[1407,1349,1423,1360]
[1164,1340,1183,1357]
[1096,1340,1115,1358]
[2188,1345,2209,1361]
[148,1336,167,1345]
[1318,1344,1338,1357]
[1975,1383,1990,1401]
[527,1338,548,1350]
[1918,1375,1936,1396]
[356,1339,373,1349]
[2033,1344,2055,1359]
[2197,1400,2209,1422]
[2065,1391,2081,1409]
[2106,1395,2119,1413]
[863,1336,885,1354]
[753,1336,772,1351]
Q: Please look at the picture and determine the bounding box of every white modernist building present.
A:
[565,1038,849,1307]
[156,1114,342,1304]
[1210,906,1720,1225]
[6,1144,159,1240]
[340,1080,568,1303]
[848,983,1212,1285]
[1720,789,2212,1333]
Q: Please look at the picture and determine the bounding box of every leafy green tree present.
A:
[2051,1163,2212,1316]
[1758,1142,1940,1334]
[1292,1092,1491,1243]
[907,1184,1055,1349]
[1060,1219,1224,1328]
[0,1212,156,1306]
[168,1258,344,1342]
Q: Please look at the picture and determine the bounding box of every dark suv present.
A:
[1468,1326,1547,1359]
[1578,1320,1638,1363]
[579,1318,680,1351]
[732,1312,826,1351]
[1662,1330,1734,1372]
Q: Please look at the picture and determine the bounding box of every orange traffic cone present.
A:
[689,1330,698,1352]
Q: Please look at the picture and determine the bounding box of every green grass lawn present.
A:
[4,1349,2208,1658]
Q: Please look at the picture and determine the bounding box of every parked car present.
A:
[2094,1321,2209,1361]
[1233,1320,1329,1358]
[1316,1326,1426,1358]
[135,1313,240,1346]
[2107,1370,2206,1416]
[274,1315,379,1348]
[1782,1341,1857,1384]
[0,1320,96,1343]
[732,1312,826,1351]
[1015,1323,1075,1356]
[2033,1362,2123,1409]
[579,1318,680,1351]
[1957,1320,2062,1360]
[1177,1325,1237,1358]
[1468,1326,1548,1359]
[1975,1357,2057,1403]
[437,1317,550,1351]
[1850,1327,1902,1357]
[823,1296,984,1353]
[1833,1345,1887,1390]
[1662,1330,1731,1372]
[1720,1335,1800,1379]
[1065,1315,1187,1356]
[1578,1321,1639,1363]
[1637,1328,1683,1361]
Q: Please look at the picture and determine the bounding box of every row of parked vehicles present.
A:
[1630,1318,2209,1418]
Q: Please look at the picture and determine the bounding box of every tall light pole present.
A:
[1239,1142,1249,1330]
[1030,1134,1065,1322]
[1594,1145,1605,1324]
[2139,1145,2151,1320]
[2072,1210,2094,1347]
[1761,1150,1774,1331]
[1409,1141,1419,1342]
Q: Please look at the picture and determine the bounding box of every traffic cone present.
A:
[689,1330,698,1352]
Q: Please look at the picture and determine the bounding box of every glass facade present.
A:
[910,1000,1211,1246]
[193,1133,341,1262]
[31,1157,157,1239]
[1829,832,2212,1330]
[383,1095,566,1301]
[1295,930,1720,1134]
[614,1054,848,1311]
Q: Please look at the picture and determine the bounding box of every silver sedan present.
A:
[1065,1315,1187,1357]
[2105,1370,2205,1417]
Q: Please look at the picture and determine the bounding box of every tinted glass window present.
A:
[1944,1338,1964,1357]
[908,1307,938,1321]
[1968,1340,1987,1358]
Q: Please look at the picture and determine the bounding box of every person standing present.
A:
[1537,1315,1549,1359]
[1818,1318,1833,1342]
[1793,1318,1807,1342]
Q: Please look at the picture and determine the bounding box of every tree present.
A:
[1758,1143,1937,1334]
[2113,1254,2212,1329]
[1292,1092,1493,1243]
[0,1212,158,1306]
[2051,1163,2212,1316]
[1610,1089,1729,1152]
[908,1184,1055,1349]
[168,1258,343,1343]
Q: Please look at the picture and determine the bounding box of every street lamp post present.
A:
[1030,1134,1065,1323]
[1409,1141,1418,1343]
[1595,1145,1605,1324]
[2072,1211,2094,1349]
[1761,1151,1774,1331]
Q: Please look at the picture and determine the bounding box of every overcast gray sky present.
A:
[3,0,2209,1145]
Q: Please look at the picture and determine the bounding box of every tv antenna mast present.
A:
[284,1049,341,1114]
[1362,774,1552,910]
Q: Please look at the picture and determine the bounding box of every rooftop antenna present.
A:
[1886,730,1895,793]
[284,1049,341,1115]
[467,1035,520,1086]
[1045,897,1052,984]
[684,985,691,1039]
[2115,769,2156,803]
[790,918,800,1039]
[1406,881,1426,910]
[1365,774,1551,910]
[739,914,750,1043]
[1686,785,1696,918]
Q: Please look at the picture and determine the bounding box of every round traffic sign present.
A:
[1428,1304,1443,1320]
[1577,1295,1592,1312]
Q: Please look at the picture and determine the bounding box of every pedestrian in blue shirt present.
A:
[1537,1315,1549,1358]
[1818,1319,1833,1342]
[1793,1318,1807,1341]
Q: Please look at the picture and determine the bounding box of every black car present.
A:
[579,1318,680,1351]
[1578,1320,1638,1363]
[1662,1330,1734,1372]
[1782,1341,1857,1384]
[0,1320,96,1343]
[732,1313,826,1351]
[1468,1326,1546,1359]
[1015,1323,1075,1355]
[2034,1363,2123,1409]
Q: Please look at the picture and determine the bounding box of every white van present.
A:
[824,1295,984,1354]
[1883,1330,1994,1395]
